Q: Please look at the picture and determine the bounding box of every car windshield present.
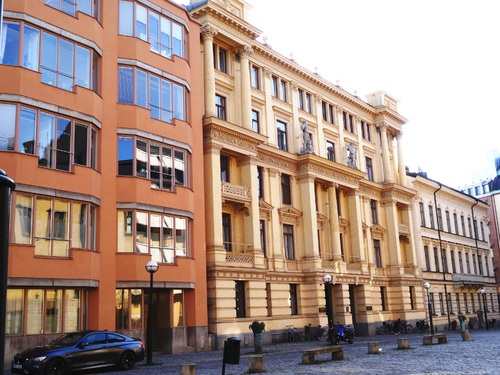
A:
[50,332,86,346]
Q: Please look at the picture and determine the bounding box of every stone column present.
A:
[346,189,365,262]
[263,68,274,144]
[240,156,262,254]
[378,122,393,183]
[384,199,403,269]
[204,143,224,254]
[395,131,407,185]
[238,45,253,129]
[201,25,218,117]
[299,176,319,258]
[328,184,342,261]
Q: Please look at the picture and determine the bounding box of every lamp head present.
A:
[423,282,430,290]
[323,274,332,283]
[145,260,159,274]
[480,288,485,294]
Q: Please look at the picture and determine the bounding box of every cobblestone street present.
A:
[108,328,499,375]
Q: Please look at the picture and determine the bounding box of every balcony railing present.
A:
[221,181,251,203]
[224,242,253,265]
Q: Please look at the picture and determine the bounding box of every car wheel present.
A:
[119,351,136,370]
[45,358,66,375]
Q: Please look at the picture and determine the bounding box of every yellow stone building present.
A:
[186,0,424,344]
[408,173,498,330]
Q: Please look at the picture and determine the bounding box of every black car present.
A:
[11,331,145,375]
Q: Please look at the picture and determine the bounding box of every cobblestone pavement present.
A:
[5,328,500,375]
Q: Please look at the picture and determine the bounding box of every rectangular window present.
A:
[366,157,373,181]
[281,174,291,205]
[305,93,312,113]
[118,66,186,123]
[235,281,246,318]
[429,205,434,229]
[271,76,278,97]
[220,155,229,182]
[215,94,226,120]
[380,286,387,311]
[117,136,190,191]
[35,198,69,257]
[461,216,466,236]
[14,194,33,245]
[419,203,426,227]
[214,45,227,73]
[429,293,435,315]
[463,293,469,312]
[277,120,288,151]
[439,293,444,315]
[118,1,185,58]
[424,246,430,271]
[283,224,295,260]
[370,200,378,224]
[456,293,461,313]
[433,247,440,272]
[289,284,298,315]
[470,293,475,311]
[260,219,267,257]
[466,252,470,273]
[257,166,264,199]
[297,89,304,110]
[251,110,260,133]
[450,250,456,273]
[453,213,459,234]
[326,141,335,162]
[445,211,451,233]
[441,248,448,273]
[115,289,142,330]
[480,222,485,241]
[409,286,415,310]
[251,65,260,89]
[222,213,232,251]
[374,239,382,268]
[280,80,287,101]
[467,218,472,238]
[117,210,190,262]
[6,289,23,335]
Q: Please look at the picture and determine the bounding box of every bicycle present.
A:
[285,325,300,342]
[317,326,329,342]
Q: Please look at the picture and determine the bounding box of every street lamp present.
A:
[423,282,434,335]
[145,259,159,365]
[323,274,334,343]
[480,288,489,331]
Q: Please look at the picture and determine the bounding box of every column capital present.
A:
[375,121,389,132]
[237,44,253,57]
[263,67,272,77]
[201,25,218,41]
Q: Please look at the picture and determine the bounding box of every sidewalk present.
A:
[107,328,499,375]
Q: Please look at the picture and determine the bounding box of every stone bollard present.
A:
[179,364,196,375]
[368,341,379,354]
[248,355,264,373]
[461,329,471,342]
[397,338,409,349]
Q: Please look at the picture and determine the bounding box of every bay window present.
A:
[118,66,187,123]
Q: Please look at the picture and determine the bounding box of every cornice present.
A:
[381,183,417,204]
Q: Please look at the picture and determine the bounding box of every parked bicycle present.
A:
[304,324,324,341]
[285,325,301,342]
[377,318,410,335]
[413,319,429,333]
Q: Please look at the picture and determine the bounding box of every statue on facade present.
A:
[347,142,357,168]
[300,119,314,154]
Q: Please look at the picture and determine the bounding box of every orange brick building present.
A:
[1,0,207,367]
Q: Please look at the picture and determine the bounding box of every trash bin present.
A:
[223,337,241,364]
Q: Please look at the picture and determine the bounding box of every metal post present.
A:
[481,289,489,331]
[323,274,334,343]
[424,282,434,335]
[0,170,15,368]
[147,271,154,365]
[145,260,158,365]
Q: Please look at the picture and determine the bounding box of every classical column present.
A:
[263,68,274,143]
[201,25,218,117]
[384,199,403,268]
[315,95,325,156]
[346,189,365,262]
[328,184,342,260]
[337,106,346,164]
[299,176,319,258]
[378,122,393,183]
[238,45,253,129]
[240,156,261,253]
[204,143,224,253]
[395,131,407,185]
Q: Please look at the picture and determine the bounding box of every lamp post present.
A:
[145,259,159,365]
[423,282,434,335]
[480,288,489,331]
[323,274,334,343]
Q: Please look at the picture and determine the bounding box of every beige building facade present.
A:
[187,0,424,345]
[407,173,499,329]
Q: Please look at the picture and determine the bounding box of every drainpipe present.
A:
[433,183,451,330]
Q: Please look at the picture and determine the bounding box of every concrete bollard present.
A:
[248,355,264,373]
[179,364,196,375]
[461,329,471,342]
[397,338,409,349]
[368,341,379,354]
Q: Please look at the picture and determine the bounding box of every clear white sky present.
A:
[176,0,500,188]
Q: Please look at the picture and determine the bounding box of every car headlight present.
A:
[28,356,47,363]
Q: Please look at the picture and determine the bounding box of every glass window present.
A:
[215,94,226,120]
[45,289,62,334]
[75,46,91,88]
[173,290,184,327]
[72,203,88,249]
[326,141,335,162]
[14,194,33,245]
[281,174,291,205]
[136,4,148,41]
[277,120,287,151]
[38,113,55,168]
[118,0,134,36]
[74,123,88,166]
[251,65,259,89]
[160,18,172,58]
[148,12,160,53]
[283,224,294,260]
[6,289,24,335]
[0,22,20,66]
[136,70,148,108]
[22,25,40,71]
[251,110,259,133]
[0,104,16,151]
[26,289,44,335]
[41,32,58,86]
[118,137,134,175]
[374,239,382,267]
[173,84,184,120]
[172,23,183,57]
[136,139,148,178]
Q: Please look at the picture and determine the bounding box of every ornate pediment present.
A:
[279,205,302,224]
[338,216,350,230]
[370,224,386,239]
